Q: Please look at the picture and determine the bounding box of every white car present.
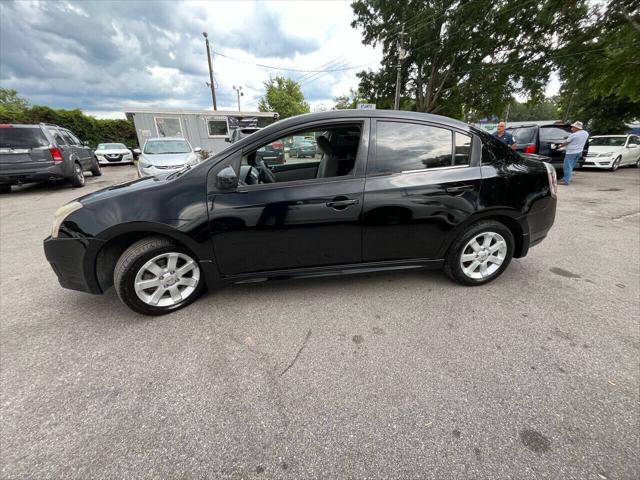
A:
[137,137,201,177]
[95,143,134,165]
[583,134,640,170]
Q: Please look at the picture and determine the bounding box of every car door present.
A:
[66,130,92,167]
[624,136,639,165]
[208,119,369,276]
[362,120,482,262]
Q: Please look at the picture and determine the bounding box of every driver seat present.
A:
[316,134,339,178]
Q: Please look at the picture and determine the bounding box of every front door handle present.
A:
[326,198,359,210]
[445,185,474,193]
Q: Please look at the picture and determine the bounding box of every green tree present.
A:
[351,0,587,117]
[554,0,639,133]
[507,97,561,122]
[333,88,364,109]
[0,89,137,147]
[258,76,310,119]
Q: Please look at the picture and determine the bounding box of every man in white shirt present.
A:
[558,121,589,185]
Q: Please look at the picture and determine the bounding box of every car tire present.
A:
[69,162,85,188]
[114,236,205,315]
[444,220,515,286]
[634,157,640,168]
[610,156,621,171]
[90,156,102,177]
[0,184,11,194]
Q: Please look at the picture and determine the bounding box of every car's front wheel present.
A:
[610,156,621,171]
[114,236,204,315]
[444,220,514,286]
[69,162,85,187]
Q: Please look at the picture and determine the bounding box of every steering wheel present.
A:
[255,157,276,183]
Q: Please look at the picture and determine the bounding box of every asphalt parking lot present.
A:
[1,165,638,479]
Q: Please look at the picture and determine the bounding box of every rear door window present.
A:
[60,130,77,145]
[0,127,49,149]
[374,121,454,173]
[507,126,537,144]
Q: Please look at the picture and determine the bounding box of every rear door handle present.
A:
[445,185,474,193]
[326,198,359,209]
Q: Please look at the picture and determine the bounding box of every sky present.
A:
[0,0,384,119]
[0,0,559,120]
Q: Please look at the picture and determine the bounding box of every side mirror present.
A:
[83,141,90,147]
[133,148,141,154]
[628,143,638,148]
[216,166,238,190]
[225,138,231,143]
[194,147,202,153]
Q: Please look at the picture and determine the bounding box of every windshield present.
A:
[144,140,191,154]
[0,127,49,149]
[97,143,126,150]
[589,137,626,147]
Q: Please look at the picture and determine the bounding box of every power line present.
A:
[212,50,375,73]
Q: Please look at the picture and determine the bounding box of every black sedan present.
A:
[44,110,557,315]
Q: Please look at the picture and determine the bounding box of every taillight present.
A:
[50,148,64,164]
[0,124,13,128]
[523,143,537,154]
[544,162,557,198]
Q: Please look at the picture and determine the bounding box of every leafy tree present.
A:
[258,76,310,119]
[507,97,561,122]
[554,0,639,133]
[0,88,137,147]
[333,88,365,109]
[351,0,587,117]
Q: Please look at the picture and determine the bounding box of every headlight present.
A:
[51,201,82,237]
[598,152,614,157]
[138,158,152,168]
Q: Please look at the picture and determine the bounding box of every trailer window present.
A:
[207,118,229,137]
[155,117,183,137]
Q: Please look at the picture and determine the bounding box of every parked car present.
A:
[289,139,317,158]
[583,134,640,170]
[0,123,101,193]
[137,137,201,177]
[255,140,285,165]
[227,127,261,144]
[44,110,557,315]
[505,122,588,171]
[95,142,134,165]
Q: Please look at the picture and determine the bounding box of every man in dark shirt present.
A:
[493,121,516,149]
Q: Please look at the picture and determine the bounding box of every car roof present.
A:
[146,137,188,141]
[591,135,627,138]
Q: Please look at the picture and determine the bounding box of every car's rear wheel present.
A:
[69,162,85,187]
[610,156,621,171]
[444,220,514,286]
[90,156,102,176]
[114,236,204,315]
[0,184,11,194]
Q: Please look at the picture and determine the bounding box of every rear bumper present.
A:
[517,196,557,257]
[44,236,104,294]
[0,163,69,184]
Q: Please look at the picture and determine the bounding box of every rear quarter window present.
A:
[0,127,49,149]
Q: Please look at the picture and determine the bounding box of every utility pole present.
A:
[202,32,217,111]
[394,24,406,110]
[233,85,243,111]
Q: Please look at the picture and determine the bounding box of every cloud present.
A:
[0,0,380,117]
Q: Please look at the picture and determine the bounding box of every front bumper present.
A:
[44,236,104,294]
[97,154,134,165]
[582,157,614,169]
[137,163,185,177]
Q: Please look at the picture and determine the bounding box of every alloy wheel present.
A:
[459,232,508,280]
[75,164,85,185]
[134,252,200,307]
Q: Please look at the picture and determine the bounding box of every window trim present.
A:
[206,116,230,138]
[154,116,183,138]
[371,119,471,175]
[236,119,370,191]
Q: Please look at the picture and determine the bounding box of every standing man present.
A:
[493,121,517,149]
[558,121,589,185]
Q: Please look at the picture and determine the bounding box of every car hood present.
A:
[587,145,623,154]
[140,152,195,165]
[96,149,130,155]
[75,174,171,207]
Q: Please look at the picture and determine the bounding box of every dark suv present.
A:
[44,110,557,315]
[0,123,101,193]
[506,122,589,170]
